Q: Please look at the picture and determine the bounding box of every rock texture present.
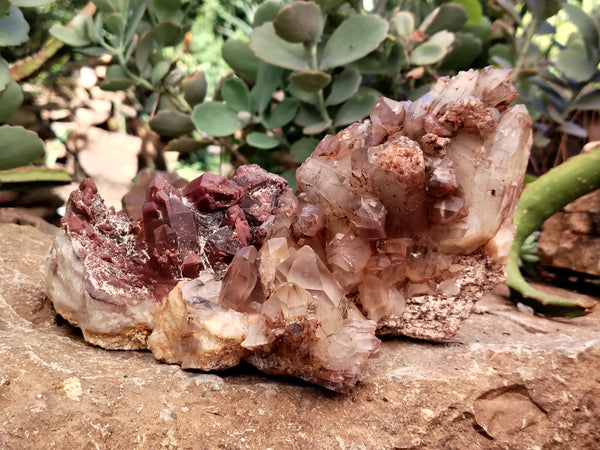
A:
[538,188,600,276]
[2,222,600,448]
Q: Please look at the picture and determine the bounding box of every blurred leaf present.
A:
[250,63,283,114]
[250,22,310,71]
[493,0,521,26]
[105,12,124,36]
[391,11,414,40]
[135,30,153,74]
[280,168,297,191]
[101,65,135,90]
[246,132,279,149]
[488,43,513,67]
[222,78,251,112]
[563,3,600,47]
[319,15,389,70]
[182,71,207,108]
[410,31,454,65]
[151,60,170,84]
[222,39,261,80]
[0,166,70,185]
[313,0,344,12]
[274,1,323,44]
[440,32,482,71]
[453,0,482,24]
[151,21,184,47]
[333,87,378,127]
[303,119,331,135]
[0,126,44,170]
[92,0,115,14]
[50,24,91,47]
[0,0,10,19]
[462,16,491,44]
[287,81,316,104]
[152,0,181,22]
[290,70,331,93]
[560,121,588,138]
[290,137,318,162]
[294,103,322,127]
[0,7,29,46]
[349,50,388,74]
[0,81,23,122]
[253,0,282,27]
[11,0,55,6]
[325,67,361,106]
[264,98,298,129]
[164,137,210,154]
[149,110,194,138]
[571,90,600,111]
[526,0,560,22]
[419,3,467,35]
[0,57,8,91]
[192,102,243,137]
[556,41,597,82]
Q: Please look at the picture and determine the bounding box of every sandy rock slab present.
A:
[1,222,599,449]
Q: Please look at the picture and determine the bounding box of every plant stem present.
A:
[304,42,332,130]
[512,18,537,81]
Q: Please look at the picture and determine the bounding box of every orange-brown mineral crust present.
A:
[46,68,531,392]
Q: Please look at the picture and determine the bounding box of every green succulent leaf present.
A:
[453,0,482,24]
[280,168,297,191]
[273,1,323,44]
[0,81,23,122]
[222,78,251,112]
[319,15,389,70]
[290,70,331,93]
[313,0,344,12]
[571,90,600,111]
[253,0,282,27]
[182,71,207,108]
[0,7,29,46]
[488,43,513,67]
[290,137,318,162]
[419,3,467,35]
[332,87,378,127]
[151,60,170,84]
[163,137,209,154]
[410,31,455,66]
[250,22,310,71]
[560,121,588,138]
[151,21,184,47]
[264,98,298,129]
[92,0,116,13]
[135,30,154,74]
[49,23,91,47]
[100,65,135,90]
[325,67,361,106]
[0,126,44,170]
[222,39,261,80]
[105,12,125,36]
[250,63,283,114]
[391,11,414,40]
[462,16,491,44]
[152,0,181,22]
[0,58,9,91]
[192,102,243,137]
[526,0,561,22]
[12,0,56,5]
[0,166,71,188]
[440,32,482,71]
[246,132,279,149]
[556,40,597,82]
[287,82,316,104]
[303,119,331,135]
[0,0,10,19]
[149,110,195,138]
[562,3,600,47]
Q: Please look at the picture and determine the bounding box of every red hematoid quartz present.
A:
[46,68,531,392]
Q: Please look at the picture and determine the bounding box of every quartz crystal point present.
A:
[46,68,530,391]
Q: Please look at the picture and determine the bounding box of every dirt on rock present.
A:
[0,222,599,449]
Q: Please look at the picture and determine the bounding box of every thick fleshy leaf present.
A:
[92,0,116,14]
[280,168,297,191]
[135,30,154,74]
[290,70,331,93]
[287,82,316,104]
[462,16,491,44]
[391,11,414,40]
[0,81,23,122]
[562,3,600,47]
[250,63,283,114]
[556,41,597,82]
[332,87,378,127]
[192,102,243,137]
[222,39,261,80]
[410,31,454,66]
[0,126,44,170]
[419,3,467,35]
[0,7,29,46]
[440,32,482,71]
[182,71,207,107]
[0,58,8,91]
[151,60,170,84]
[163,137,210,154]
[222,78,251,112]
[152,0,182,22]
[319,15,388,70]
[273,1,323,44]
[488,43,513,67]
[105,12,124,36]
[253,0,282,27]
[249,22,310,71]
[453,0,482,24]
[313,0,344,12]
[325,67,361,106]
[11,0,55,5]
[151,21,184,47]
[0,167,71,187]
[303,119,331,135]
[101,65,135,90]
[246,131,279,149]
[49,24,91,47]
[0,0,9,19]
[264,98,298,129]
[560,121,588,138]
[571,90,600,111]
[294,103,322,128]
[526,0,561,22]
[494,0,521,26]
[149,110,194,138]
[290,137,318,162]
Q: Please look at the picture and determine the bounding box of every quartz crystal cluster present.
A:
[46,68,531,392]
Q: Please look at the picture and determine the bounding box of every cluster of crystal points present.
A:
[46,68,531,392]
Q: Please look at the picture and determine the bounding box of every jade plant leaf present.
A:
[182,71,207,108]
[527,0,561,22]
[0,81,23,122]
[419,3,467,35]
[287,81,316,104]
[151,22,184,47]
[222,39,261,80]
[192,102,243,137]
[273,1,323,44]
[246,132,279,149]
[12,0,56,5]
[152,0,182,22]
[0,58,9,91]
[571,90,600,111]
[556,40,597,82]
[562,3,600,47]
[264,98,298,130]
[105,12,124,37]
[391,11,414,40]
[0,0,9,19]
[100,65,135,90]
[325,67,361,106]
[222,78,251,113]
[303,119,331,135]
[290,137,318,162]
[290,70,331,93]
[253,0,282,27]
[453,0,482,24]
[410,31,455,66]
[0,167,71,188]
[332,87,378,127]
[0,126,44,170]
[50,24,91,47]
[163,137,210,154]
[313,0,344,12]
[250,63,283,115]
[149,110,195,138]
[319,15,389,70]
[250,22,310,71]
[440,32,482,71]
[151,60,170,84]
[0,7,29,46]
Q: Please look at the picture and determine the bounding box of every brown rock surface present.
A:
[538,188,600,276]
[1,222,599,449]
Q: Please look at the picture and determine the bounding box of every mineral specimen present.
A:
[46,68,531,392]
